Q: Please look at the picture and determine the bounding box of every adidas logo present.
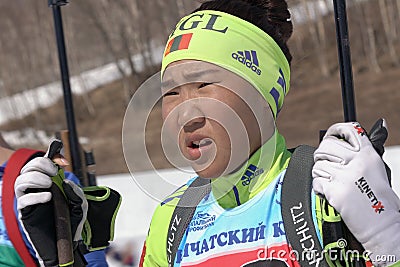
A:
[232,50,262,75]
[241,164,264,186]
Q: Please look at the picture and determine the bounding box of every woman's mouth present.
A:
[186,138,213,160]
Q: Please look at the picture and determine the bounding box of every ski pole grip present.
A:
[47,140,74,266]
[51,183,74,266]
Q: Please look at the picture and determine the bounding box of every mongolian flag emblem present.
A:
[164,33,193,56]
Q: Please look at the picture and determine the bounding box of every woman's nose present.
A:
[177,99,205,131]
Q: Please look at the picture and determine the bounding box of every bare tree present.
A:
[378,0,399,66]
[386,0,398,41]
[175,0,186,17]
[79,0,133,103]
[359,0,381,73]
[314,0,329,76]
[63,12,96,117]
[299,0,329,77]
[115,0,146,96]
[156,0,175,34]
[396,0,400,39]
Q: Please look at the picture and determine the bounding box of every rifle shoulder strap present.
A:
[281,145,329,267]
[166,145,329,267]
[2,148,44,267]
[166,177,211,266]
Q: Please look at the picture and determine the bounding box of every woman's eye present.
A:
[163,91,178,97]
[198,82,213,89]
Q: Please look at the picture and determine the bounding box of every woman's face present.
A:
[161,60,274,178]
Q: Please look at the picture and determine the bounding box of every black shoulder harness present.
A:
[166,145,330,266]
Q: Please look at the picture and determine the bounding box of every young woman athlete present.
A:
[140,0,400,266]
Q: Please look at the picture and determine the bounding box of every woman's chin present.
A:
[193,165,224,179]
[193,162,241,179]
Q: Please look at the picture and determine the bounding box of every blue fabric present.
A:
[173,170,322,266]
[0,164,14,248]
[311,190,322,245]
[84,250,108,267]
[65,171,81,186]
[0,160,36,257]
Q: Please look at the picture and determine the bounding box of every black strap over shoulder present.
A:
[166,145,333,267]
[166,177,211,267]
[281,145,329,267]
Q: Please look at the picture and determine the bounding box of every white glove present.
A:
[312,122,400,266]
[15,157,58,210]
[14,142,88,266]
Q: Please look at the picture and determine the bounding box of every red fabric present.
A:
[178,33,193,50]
[2,148,44,267]
[139,241,146,267]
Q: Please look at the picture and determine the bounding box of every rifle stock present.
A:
[56,130,90,187]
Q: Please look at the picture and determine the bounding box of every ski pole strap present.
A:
[281,145,329,267]
[2,148,45,267]
[166,177,211,266]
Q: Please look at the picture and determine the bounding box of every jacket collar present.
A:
[210,131,291,209]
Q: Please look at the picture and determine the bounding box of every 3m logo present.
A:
[241,164,264,186]
[232,50,262,75]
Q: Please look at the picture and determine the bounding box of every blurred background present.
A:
[0,0,399,266]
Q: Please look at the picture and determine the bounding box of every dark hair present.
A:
[194,0,293,64]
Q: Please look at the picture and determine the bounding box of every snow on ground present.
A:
[383,146,400,196]
[97,168,194,266]
[0,46,164,126]
[1,128,90,147]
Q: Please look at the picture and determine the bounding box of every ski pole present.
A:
[331,0,366,266]
[333,0,356,122]
[47,140,74,266]
[48,0,84,182]
[48,0,84,265]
